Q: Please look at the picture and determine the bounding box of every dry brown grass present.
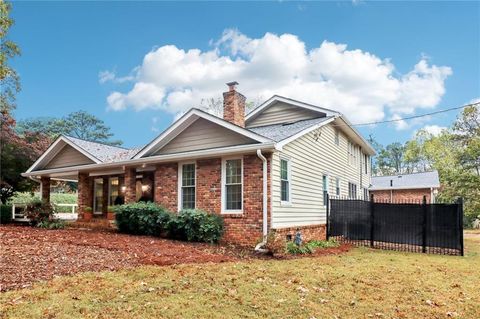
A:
[1,231,479,319]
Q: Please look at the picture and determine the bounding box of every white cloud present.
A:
[420,124,447,136]
[98,69,136,84]
[104,29,452,124]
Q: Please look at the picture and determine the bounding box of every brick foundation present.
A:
[268,224,327,253]
[371,188,433,203]
[154,163,178,211]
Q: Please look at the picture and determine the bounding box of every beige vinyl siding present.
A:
[246,102,324,128]
[155,118,256,155]
[271,123,371,229]
[44,145,94,169]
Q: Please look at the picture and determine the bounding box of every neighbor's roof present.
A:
[63,136,141,163]
[248,116,334,142]
[370,171,440,190]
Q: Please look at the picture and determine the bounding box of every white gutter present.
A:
[22,142,276,178]
[254,149,269,253]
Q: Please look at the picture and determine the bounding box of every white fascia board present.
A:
[22,142,277,177]
[275,117,336,150]
[134,108,272,159]
[246,95,340,122]
[26,136,101,173]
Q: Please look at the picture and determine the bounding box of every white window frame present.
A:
[93,178,104,215]
[348,182,357,199]
[178,161,196,211]
[280,157,292,206]
[322,174,329,206]
[108,177,120,206]
[335,177,341,196]
[334,129,340,146]
[221,157,243,214]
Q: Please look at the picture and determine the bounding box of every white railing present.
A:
[11,203,78,221]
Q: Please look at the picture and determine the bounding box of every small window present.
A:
[348,182,357,199]
[280,159,290,203]
[363,188,368,200]
[223,158,242,212]
[180,163,196,210]
[364,154,368,174]
[335,178,340,196]
[334,130,340,146]
[322,175,328,205]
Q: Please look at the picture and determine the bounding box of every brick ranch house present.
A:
[22,82,375,248]
[369,171,440,203]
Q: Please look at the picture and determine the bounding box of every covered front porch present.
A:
[37,166,156,220]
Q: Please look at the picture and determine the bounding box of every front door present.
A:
[93,178,103,215]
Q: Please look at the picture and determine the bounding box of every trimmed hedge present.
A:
[114,202,172,236]
[169,209,224,243]
[0,204,12,224]
[114,204,224,243]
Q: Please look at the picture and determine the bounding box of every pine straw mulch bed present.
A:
[0,225,351,292]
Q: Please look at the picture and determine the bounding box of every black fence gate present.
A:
[326,194,464,256]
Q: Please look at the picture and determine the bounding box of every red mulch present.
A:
[0,225,237,291]
[0,225,351,292]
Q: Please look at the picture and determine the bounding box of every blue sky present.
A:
[10,1,480,148]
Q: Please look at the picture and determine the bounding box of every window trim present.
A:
[348,182,357,199]
[221,157,243,214]
[280,157,292,206]
[335,177,341,196]
[177,161,196,211]
[322,174,329,206]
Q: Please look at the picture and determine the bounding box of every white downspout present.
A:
[255,149,268,252]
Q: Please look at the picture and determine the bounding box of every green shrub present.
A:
[0,204,12,224]
[23,199,56,226]
[37,219,66,229]
[168,209,224,243]
[114,202,172,236]
[286,239,339,255]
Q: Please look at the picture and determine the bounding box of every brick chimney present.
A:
[223,81,246,127]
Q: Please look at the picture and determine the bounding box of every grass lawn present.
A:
[1,232,479,319]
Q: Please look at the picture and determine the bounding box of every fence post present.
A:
[326,192,330,240]
[370,193,375,248]
[422,195,427,253]
[457,197,464,256]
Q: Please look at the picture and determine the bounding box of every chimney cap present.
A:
[226,81,239,91]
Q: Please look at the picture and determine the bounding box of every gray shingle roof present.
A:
[370,171,440,190]
[64,136,141,163]
[247,116,334,142]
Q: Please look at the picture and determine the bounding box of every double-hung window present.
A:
[179,163,196,210]
[223,158,243,212]
[348,182,357,199]
[280,158,290,204]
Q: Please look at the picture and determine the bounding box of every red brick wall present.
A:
[40,177,50,202]
[124,168,136,203]
[196,158,222,213]
[371,188,432,203]
[78,172,93,219]
[154,163,178,212]
[194,154,272,246]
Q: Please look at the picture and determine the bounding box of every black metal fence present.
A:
[326,194,464,256]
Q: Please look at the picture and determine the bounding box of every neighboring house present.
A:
[370,171,440,203]
[22,82,375,247]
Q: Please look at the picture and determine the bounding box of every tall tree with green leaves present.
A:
[17,111,122,146]
[0,1,20,113]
